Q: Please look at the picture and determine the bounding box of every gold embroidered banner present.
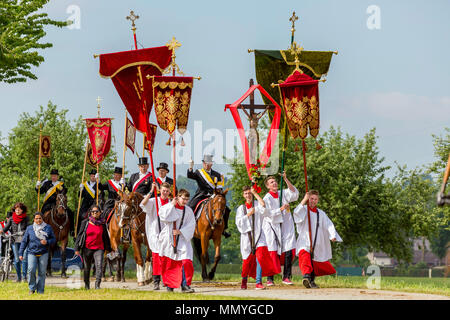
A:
[85,118,112,165]
[152,76,193,136]
[40,135,51,158]
[125,117,137,154]
[279,71,320,139]
[144,123,157,152]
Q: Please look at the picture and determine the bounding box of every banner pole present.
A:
[96,163,100,206]
[37,124,42,211]
[75,140,89,236]
[122,111,128,192]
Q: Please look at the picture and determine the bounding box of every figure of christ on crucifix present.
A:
[239,78,274,165]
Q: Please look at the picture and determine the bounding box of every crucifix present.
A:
[126,10,139,32]
[289,11,299,44]
[239,78,275,165]
[96,96,102,118]
[165,37,184,76]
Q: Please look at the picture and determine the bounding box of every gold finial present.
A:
[164,37,185,76]
[290,41,304,73]
[96,96,102,118]
[289,11,299,40]
[126,10,139,31]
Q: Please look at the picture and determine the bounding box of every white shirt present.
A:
[235,200,268,260]
[293,204,343,262]
[158,203,195,261]
[262,187,299,253]
[140,197,169,253]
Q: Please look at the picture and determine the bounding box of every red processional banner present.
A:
[125,117,136,154]
[85,118,112,165]
[279,70,320,139]
[144,123,157,152]
[99,46,172,134]
[152,76,193,136]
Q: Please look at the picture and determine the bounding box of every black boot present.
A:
[222,206,231,238]
[302,274,312,288]
[153,275,160,290]
[310,272,319,289]
[95,280,101,289]
[84,282,90,290]
[182,285,195,293]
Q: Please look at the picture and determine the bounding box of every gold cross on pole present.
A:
[165,37,185,76]
[290,41,304,72]
[289,11,299,44]
[96,96,102,118]
[126,10,139,31]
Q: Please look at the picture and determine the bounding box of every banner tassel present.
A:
[294,143,300,152]
[166,137,171,146]
[315,140,322,150]
[180,136,185,147]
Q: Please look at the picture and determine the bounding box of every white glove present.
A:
[95,173,99,180]
[120,178,125,185]
[79,183,84,190]
[189,159,194,170]
[36,181,41,188]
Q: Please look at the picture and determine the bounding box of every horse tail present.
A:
[192,237,209,264]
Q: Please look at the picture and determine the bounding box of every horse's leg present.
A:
[200,234,210,282]
[61,239,67,278]
[132,235,145,286]
[121,244,128,282]
[208,233,222,280]
[46,246,53,277]
[144,245,152,284]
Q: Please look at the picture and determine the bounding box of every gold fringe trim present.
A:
[152,81,193,90]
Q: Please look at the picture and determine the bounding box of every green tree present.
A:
[0,102,116,218]
[0,0,69,83]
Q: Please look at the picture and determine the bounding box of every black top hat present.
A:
[138,157,148,165]
[50,169,59,175]
[156,162,170,173]
[114,167,123,174]
[89,169,97,175]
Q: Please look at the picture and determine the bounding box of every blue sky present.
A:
[0,0,449,179]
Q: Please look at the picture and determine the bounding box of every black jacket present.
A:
[126,172,152,195]
[100,179,124,200]
[2,215,29,243]
[35,180,67,207]
[74,219,111,253]
[78,181,100,217]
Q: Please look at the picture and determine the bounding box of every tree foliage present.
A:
[0,102,116,218]
[0,0,69,83]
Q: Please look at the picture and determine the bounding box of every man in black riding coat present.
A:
[36,169,74,236]
[187,154,231,238]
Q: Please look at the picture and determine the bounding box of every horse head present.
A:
[211,188,228,226]
[54,189,67,218]
[116,192,142,228]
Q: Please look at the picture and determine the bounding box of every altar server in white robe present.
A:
[293,190,342,289]
[262,172,299,286]
[236,185,278,290]
[140,182,171,290]
[158,189,196,293]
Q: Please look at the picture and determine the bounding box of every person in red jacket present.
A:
[74,205,111,290]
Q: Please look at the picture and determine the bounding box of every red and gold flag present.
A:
[279,70,320,139]
[152,76,194,136]
[85,118,112,165]
[98,46,172,133]
[40,135,51,158]
[144,123,157,152]
[125,117,137,154]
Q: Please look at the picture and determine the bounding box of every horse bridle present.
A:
[51,193,68,240]
[205,194,226,230]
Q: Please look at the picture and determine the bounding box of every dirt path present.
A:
[45,277,449,300]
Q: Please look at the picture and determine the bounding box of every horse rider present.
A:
[126,157,153,195]
[78,169,101,232]
[187,154,231,238]
[99,166,125,221]
[35,169,74,236]
[152,162,174,198]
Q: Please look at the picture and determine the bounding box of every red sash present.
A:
[108,179,120,192]
[156,177,163,185]
[133,173,152,192]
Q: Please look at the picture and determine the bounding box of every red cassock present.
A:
[241,246,278,279]
[160,256,194,288]
[152,252,161,276]
[298,249,336,277]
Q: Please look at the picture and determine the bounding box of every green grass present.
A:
[0,281,249,300]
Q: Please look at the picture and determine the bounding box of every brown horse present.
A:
[193,188,228,281]
[107,192,131,282]
[126,192,152,286]
[43,189,70,277]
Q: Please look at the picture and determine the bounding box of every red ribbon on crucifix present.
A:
[225,84,282,183]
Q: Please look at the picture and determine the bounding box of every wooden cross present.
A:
[126,10,139,29]
[96,96,102,118]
